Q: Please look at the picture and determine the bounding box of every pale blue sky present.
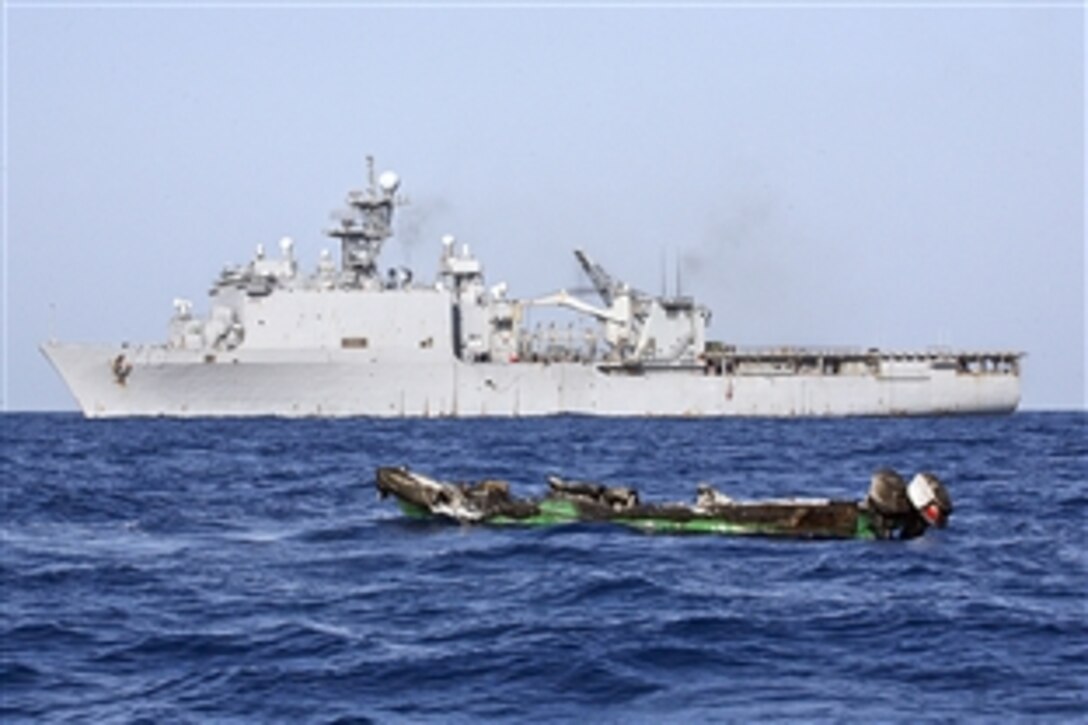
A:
[3,2,1084,410]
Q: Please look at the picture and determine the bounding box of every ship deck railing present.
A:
[702,347,1022,377]
[702,345,1023,361]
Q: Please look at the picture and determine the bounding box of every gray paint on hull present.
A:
[42,342,1020,418]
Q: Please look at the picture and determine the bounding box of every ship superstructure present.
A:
[42,159,1022,417]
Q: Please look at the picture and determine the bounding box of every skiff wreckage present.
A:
[43,157,1022,417]
[375,467,953,540]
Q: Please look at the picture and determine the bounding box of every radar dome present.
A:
[378,170,400,193]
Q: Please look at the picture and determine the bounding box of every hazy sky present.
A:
[3,2,1084,411]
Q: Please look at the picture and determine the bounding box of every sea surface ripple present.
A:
[2,412,1086,721]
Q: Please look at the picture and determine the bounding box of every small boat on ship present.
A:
[374,467,952,540]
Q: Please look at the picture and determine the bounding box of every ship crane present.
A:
[574,249,623,306]
[573,249,653,322]
[525,289,633,353]
[525,289,625,323]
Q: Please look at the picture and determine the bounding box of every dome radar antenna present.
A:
[379,170,401,194]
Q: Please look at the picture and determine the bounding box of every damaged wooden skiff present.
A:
[374,467,953,540]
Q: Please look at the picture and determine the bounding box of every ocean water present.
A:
[2,412,1085,722]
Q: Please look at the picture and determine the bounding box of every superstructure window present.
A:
[342,337,369,349]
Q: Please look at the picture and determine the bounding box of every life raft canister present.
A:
[907,472,953,528]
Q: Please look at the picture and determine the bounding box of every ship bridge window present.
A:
[342,337,369,349]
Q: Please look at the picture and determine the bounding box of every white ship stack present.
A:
[42,159,1022,418]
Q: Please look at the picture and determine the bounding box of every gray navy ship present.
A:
[42,158,1023,417]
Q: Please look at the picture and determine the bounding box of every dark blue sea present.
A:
[2,412,1085,722]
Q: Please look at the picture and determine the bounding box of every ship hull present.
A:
[42,342,1021,418]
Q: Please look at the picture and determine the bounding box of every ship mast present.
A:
[325,156,403,284]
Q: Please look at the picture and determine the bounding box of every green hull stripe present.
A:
[400,499,876,539]
[397,501,433,519]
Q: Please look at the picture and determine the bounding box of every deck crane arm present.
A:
[574,249,620,307]
[525,289,626,324]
